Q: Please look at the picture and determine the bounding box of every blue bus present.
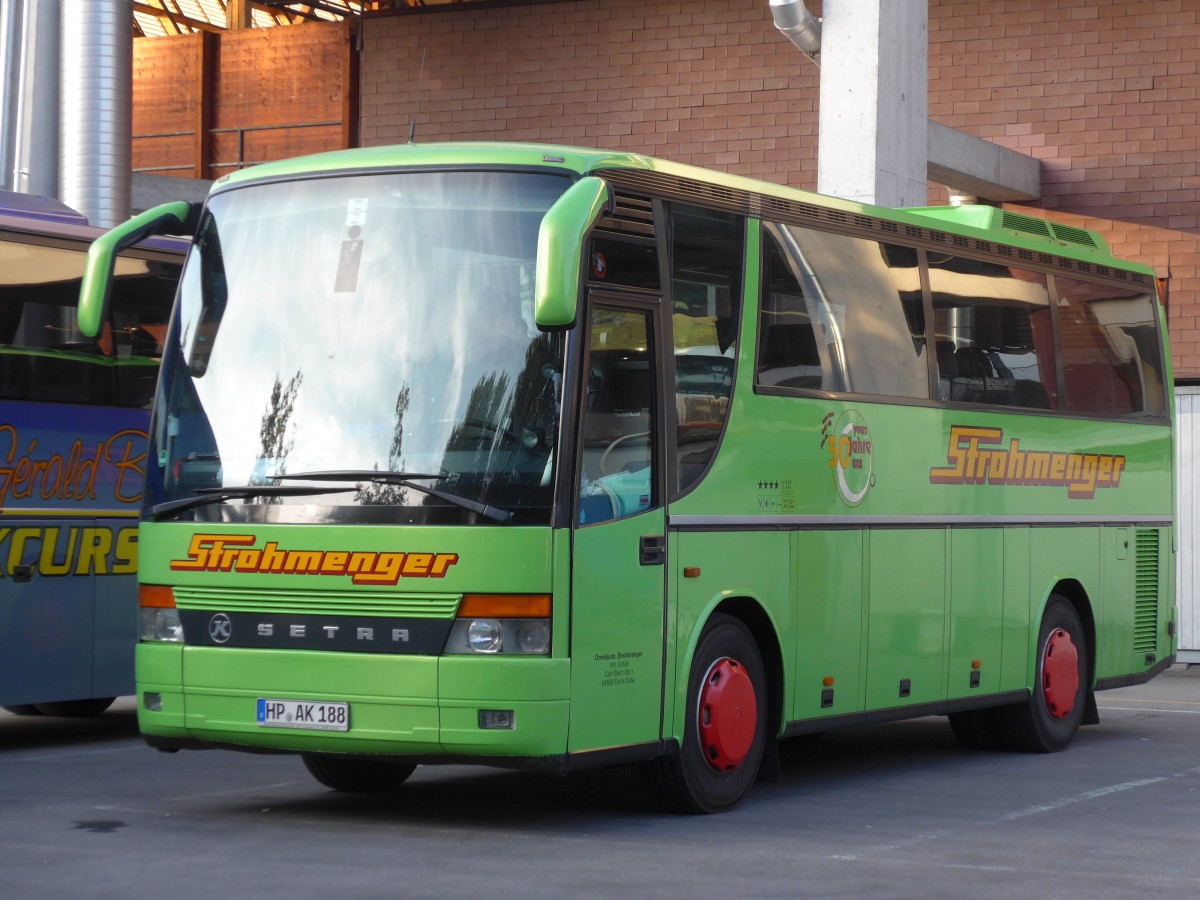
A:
[0,191,184,716]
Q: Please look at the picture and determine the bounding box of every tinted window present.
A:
[928,256,1056,410]
[757,224,926,398]
[0,239,177,408]
[588,236,660,290]
[1055,276,1166,417]
[671,205,743,492]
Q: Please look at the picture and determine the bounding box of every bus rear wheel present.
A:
[643,613,766,814]
[996,595,1088,753]
[301,753,416,793]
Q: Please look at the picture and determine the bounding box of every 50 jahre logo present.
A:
[823,409,874,507]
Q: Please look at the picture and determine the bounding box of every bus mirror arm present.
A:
[534,176,612,332]
[77,201,202,338]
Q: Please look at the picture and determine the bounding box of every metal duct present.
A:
[14,0,60,197]
[1,0,27,191]
[60,0,131,227]
[769,0,822,65]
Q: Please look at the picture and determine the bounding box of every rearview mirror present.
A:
[78,201,200,337]
[534,176,612,331]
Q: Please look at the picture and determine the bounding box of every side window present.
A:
[671,205,743,493]
[578,306,658,525]
[0,239,176,408]
[757,224,926,399]
[588,235,660,291]
[927,257,1056,410]
[1055,277,1166,417]
[109,258,178,408]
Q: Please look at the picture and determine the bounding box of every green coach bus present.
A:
[77,143,1175,813]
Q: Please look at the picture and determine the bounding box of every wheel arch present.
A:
[1043,579,1097,689]
[710,596,786,741]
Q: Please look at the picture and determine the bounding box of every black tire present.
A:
[643,613,767,814]
[2,704,44,716]
[947,707,1004,751]
[995,595,1088,753]
[301,753,416,793]
[33,698,116,717]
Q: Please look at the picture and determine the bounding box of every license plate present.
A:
[257,698,349,732]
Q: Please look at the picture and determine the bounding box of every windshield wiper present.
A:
[275,470,514,524]
[147,484,353,521]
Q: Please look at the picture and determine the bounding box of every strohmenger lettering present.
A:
[170,534,459,585]
[929,425,1126,499]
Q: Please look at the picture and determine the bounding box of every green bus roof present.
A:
[213,141,1152,277]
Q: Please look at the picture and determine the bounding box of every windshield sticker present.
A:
[334,198,368,293]
[823,409,874,507]
[930,425,1126,499]
[171,533,459,585]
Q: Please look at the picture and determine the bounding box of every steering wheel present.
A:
[599,430,651,477]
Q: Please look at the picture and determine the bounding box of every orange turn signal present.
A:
[139,584,176,608]
[458,594,551,618]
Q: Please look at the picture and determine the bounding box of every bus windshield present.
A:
[150,170,572,525]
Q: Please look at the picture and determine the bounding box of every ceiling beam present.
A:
[133,1,225,34]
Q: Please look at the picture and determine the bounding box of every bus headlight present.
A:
[139,607,184,643]
[444,594,551,656]
[138,584,184,643]
[467,619,504,654]
[514,620,550,654]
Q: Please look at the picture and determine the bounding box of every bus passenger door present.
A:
[568,298,667,754]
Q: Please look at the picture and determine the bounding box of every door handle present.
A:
[11,564,34,583]
[639,535,665,566]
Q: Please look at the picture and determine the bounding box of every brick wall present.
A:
[929,0,1200,380]
[358,0,1200,379]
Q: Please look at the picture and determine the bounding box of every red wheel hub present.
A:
[1041,628,1080,719]
[698,657,757,772]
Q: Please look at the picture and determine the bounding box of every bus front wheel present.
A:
[997,595,1088,753]
[643,613,767,814]
[301,753,416,793]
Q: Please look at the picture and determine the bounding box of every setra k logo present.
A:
[208,613,233,644]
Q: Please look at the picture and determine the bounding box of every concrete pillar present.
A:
[817,0,928,208]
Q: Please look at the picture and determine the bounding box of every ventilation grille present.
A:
[1133,529,1160,654]
[596,168,1149,287]
[1002,211,1053,239]
[1050,222,1099,249]
[173,586,460,619]
[596,192,655,238]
